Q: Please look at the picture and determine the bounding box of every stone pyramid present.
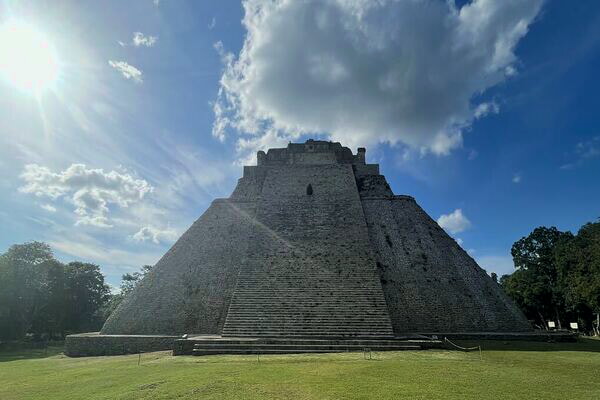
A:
[101,140,530,337]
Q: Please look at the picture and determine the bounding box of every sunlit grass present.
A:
[1,340,599,399]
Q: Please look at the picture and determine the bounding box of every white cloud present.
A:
[474,102,500,119]
[20,163,153,228]
[132,225,178,244]
[512,173,522,183]
[437,208,472,234]
[40,203,56,212]
[213,0,544,158]
[132,32,158,47]
[455,237,464,246]
[560,136,600,170]
[108,60,143,83]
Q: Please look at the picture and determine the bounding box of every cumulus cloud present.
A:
[132,32,158,47]
[132,226,178,244]
[213,0,543,158]
[108,60,143,83]
[437,208,472,234]
[20,164,153,228]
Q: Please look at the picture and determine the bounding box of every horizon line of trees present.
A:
[1,220,599,342]
[0,242,151,342]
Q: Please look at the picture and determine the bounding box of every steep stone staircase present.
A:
[221,259,395,338]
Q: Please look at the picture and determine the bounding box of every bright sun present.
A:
[0,21,59,94]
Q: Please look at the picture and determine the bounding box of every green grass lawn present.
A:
[1,339,599,399]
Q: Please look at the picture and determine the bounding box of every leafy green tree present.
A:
[120,265,153,295]
[63,262,110,333]
[502,227,573,328]
[0,242,62,340]
[554,222,600,331]
[490,272,498,284]
[0,242,111,340]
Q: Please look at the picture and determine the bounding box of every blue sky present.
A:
[0,0,599,289]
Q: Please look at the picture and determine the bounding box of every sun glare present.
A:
[0,20,59,94]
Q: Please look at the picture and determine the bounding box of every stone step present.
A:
[227,302,388,306]
[234,286,381,289]
[223,324,393,327]
[189,339,418,346]
[221,327,395,331]
[227,305,388,309]
[222,323,393,327]
[192,343,417,349]
[225,317,391,320]
[231,295,385,297]
[236,279,380,283]
[228,301,388,305]
[192,345,420,355]
[225,309,390,314]
[192,348,419,356]
[221,329,395,334]
[221,331,395,336]
[224,317,391,320]
[225,310,390,313]
[229,301,387,304]
[220,333,396,338]
[230,293,384,297]
[224,321,392,324]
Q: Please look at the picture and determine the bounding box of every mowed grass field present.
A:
[1,339,599,399]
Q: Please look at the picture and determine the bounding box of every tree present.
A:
[0,242,111,341]
[0,242,63,340]
[120,265,153,295]
[490,272,498,284]
[554,222,600,332]
[63,262,110,333]
[502,227,573,328]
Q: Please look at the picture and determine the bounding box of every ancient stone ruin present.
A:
[101,140,530,341]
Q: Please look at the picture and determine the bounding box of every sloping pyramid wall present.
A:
[102,141,531,336]
[101,200,258,334]
[363,196,531,332]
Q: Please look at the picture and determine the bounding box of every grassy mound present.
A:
[1,339,599,399]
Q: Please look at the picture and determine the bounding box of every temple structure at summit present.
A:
[101,140,530,340]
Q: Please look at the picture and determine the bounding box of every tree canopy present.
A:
[501,222,600,333]
[0,242,110,341]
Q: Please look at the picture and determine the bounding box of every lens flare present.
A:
[0,20,59,93]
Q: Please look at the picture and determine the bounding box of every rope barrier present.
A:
[443,337,479,351]
[444,337,483,360]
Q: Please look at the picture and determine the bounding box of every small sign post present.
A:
[569,322,578,331]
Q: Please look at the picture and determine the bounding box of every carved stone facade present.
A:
[101,140,530,336]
